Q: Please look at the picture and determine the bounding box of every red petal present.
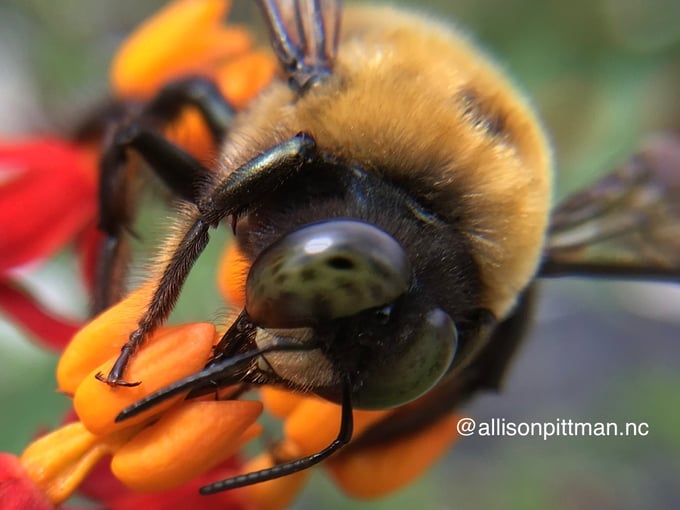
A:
[79,456,251,510]
[0,138,97,273]
[76,457,128,505]
[0,453,54,510]
[0,280,81,351]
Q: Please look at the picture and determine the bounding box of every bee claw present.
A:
[94,371,141,387]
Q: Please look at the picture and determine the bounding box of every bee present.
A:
[85,0,680,494]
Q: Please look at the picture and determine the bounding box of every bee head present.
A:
[245,219,458,409]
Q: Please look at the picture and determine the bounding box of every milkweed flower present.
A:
[1,285,263,510]
[1,282,463,509]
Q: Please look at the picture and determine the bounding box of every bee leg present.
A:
[199,133,317,224]
[98,133,316,386]
[116,330,319,421]
[200,376,354,493]
[95,127,213,312]
[94,77,234,312]
[143,76,235,143]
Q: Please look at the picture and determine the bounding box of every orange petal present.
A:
[57,282,156,393]
[214,50,278,109]
[164,107,218,165]
[20,423,107,504]
[111,0,251,98]
[241,442,310,510]
[217,242,250,308]
[326,414,461,498]
[284,398,391,456]
[260,387,307,419]
[73,322,217,435]
[240,422,264,444]
[111,400,262,491]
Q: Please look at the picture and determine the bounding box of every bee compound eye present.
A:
[245,220,412,328]
[352,308,458,410]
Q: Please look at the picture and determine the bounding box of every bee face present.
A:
[243,218,459,409]
[244,217,466,410]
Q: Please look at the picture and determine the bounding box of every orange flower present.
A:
[1,0,276,507]
[5,281,464,509]
[9,285,263,507]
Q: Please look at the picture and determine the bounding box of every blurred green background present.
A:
[0,0,679,509]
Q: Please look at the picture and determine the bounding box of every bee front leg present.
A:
[200,374,353,493]
[98,133,317,386]
[94,77,234,313]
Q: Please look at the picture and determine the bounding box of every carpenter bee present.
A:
[86,0,680,494]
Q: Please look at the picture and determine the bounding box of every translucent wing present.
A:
[540,133,680,280]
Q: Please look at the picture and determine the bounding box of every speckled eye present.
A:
[245,220,412,328]
[353,308,458,410]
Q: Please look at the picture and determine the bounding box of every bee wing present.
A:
[256,0,341,91]
[540,133,680,280]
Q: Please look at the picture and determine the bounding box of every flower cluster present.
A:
[0,1,463,508]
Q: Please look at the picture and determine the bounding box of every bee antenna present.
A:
[256,0,341,91]
[199,376,354,493]
[256,0,305,71]
[114,338,319,422]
